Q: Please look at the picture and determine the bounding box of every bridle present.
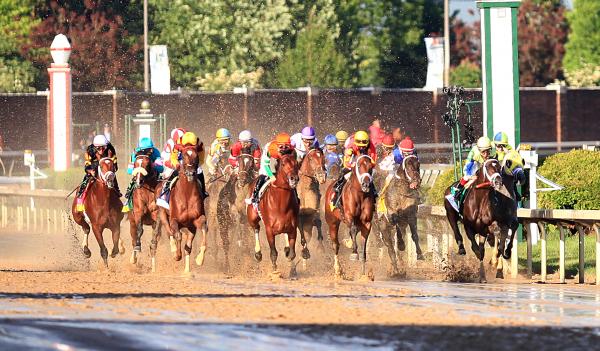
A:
[482,159,502,189]
[354,154,374,191]
[97,157,116,187]
[181,146,199,179]
[235,154,255,186]
[397,154,418,182]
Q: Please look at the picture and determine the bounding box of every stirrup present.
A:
[445,194,459,212]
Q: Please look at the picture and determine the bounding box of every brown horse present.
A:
[71,157,124,267]
[217,153,257,273]
[247,153,300,278]
[205,162,234,268]
[373,154,422,276]
[127,152,162,266]
[324,154,376,277]
[163,143,208,273]
[444,159,519,282]
[297,148,326,262]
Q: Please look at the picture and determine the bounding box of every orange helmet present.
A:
[382,134,395,148]
[275,132,291,145]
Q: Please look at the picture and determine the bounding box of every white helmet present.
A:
[239,130,252,142]
[93,135,109,147]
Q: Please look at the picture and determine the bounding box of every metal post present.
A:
[525,221,532,279]
[539,222,547,282]
[578,226,585,284]
[143,0,149,92]
[558,224,566,283]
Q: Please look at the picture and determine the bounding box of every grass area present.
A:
[518,226,597,281]
[37,167,131,191]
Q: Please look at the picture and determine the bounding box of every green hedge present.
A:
[37,167,131,191]
[538,150,600,210]
[425,167,458,205]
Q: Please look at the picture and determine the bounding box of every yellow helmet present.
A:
[354,130,369,147]
[335,130,349,142]
[216,128,231,140]
[181,132,198,146]
[476,136,492,151]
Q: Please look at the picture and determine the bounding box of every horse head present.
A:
[236,154,256,188]
[133,153,153,188]
[279,154,299,189]
[180,144,201,182]
[399,154,421,189]
[355,154,375,193]
[301,148,326,184]
[98,157,116,189]
[482,159,503,191]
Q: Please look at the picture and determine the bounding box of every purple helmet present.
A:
[301,126,316,140]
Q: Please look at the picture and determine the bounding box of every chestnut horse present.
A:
[127,152,162,266]
[297,148,326,262]
[324,154,376,277]
[247,153,300,278]
[444,159,519,282]
[163,143,208,273]
[217,153,257,273]
[373,155,422,276]
[71,157,124,267]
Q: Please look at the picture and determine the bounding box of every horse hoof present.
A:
[290,268,298,280]
[195,247,206,266]
[134,245,141,252]
[130,252,137,264]
[349,253,359,261]
[496,270,504,279]
[174,254,182,262]
[502,250,512,260]
[417,253,425,261]
[270,271,282,280]
[254,251,263,262]
[458,246,466,255]
[397,242,406,252]
[119,239,126,255]
[110,248,119,258]
[83,246,91,258]
[301,248,310,260]
[284,246,291,258]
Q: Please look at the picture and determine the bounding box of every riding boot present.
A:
[197,171,209,198]
[331,170,349,206]
[122,180,135,213]
[248,175,267,205]
[75,174,91,212]
[157,171,176,210]
[453,182,464,203]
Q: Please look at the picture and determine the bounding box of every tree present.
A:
[518,0,568,86]
[275,8,351,88]
[24,1,143,91]
[0,0,39,92]
[152,0,292,89]
[450,61,481,88]
[563,0,600,86]
[450,15,480,67]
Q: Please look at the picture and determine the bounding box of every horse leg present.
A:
[381,222,400,276]
[159,208,176,253]
[266,230,278,274]
[288,231,299,280]
[92,224,109,268]
[396,223,406,252]
[195,218,208,266]
[283,233,290,258]
[349,224,359,261]
[314,215,324,247]
[445,206,466,255]
[503,219,519,259]
[73,211,91,258]
[219,221,231,274]
[477,234,487,283]
[183,228,196,273]
[299,215,311,261]
[408,217,424,260]
[110,220,124,258]
[326,209,342,277]
[252,227,262,262]
[171,222,182,261]
[464,224,480,260]
[149,221,162,272]
[359,222,371,277]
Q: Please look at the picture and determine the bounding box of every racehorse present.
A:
[127,152,162,266]
[444,159,519,282]
[247,153,300,278]
[205,161,234,268]
[71,157,124,267]
[297,148,326,262]
[373,154,422,276]
[217,153,257,273]
[324,154,376,278]
[162,143,208,273]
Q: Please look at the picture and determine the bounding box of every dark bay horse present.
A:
[127,152,161,267]
[297,148,326,263]
[217,153,257,273]
[444,159,519,282]
[71,157,124,267]
[373,154,422,276]
[206,162,234,267]
[324,154,376,278]
[163,143,208,273]
[247,153,300,278]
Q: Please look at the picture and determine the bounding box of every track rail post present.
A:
[577,225,585,284]
[538,222,547,283]
[558,224,566,284]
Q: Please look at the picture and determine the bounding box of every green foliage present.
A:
[564,63,600,87]
[537,150,600,210]
[450,61,481,88]
[0,58,36,92]
[275,9,351,88]
[425,167,458,206]
[196,68,264,91]
[153,0,292,89]
[563,0,600,85]
[38,168,83,191]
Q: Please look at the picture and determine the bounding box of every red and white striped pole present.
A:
[48,34,72,171]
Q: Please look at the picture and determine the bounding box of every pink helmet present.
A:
[170,128,186,142]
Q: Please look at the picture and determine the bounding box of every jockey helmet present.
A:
[93,135,109,147]
[494,131,509,146]
[181,132,199,146]
[354,130,369,147]
[275,132,292,145]
[170,128,186,142]
[165,139,175,153]
[216,128,232,140]
[476,136,492,151]
[381,134,395,148]
[301,126,316,140]
[335,130,349,143]
[239,130,252,142]
[324,134,338,145]
[138,137,154,149]
[400,137,415,152]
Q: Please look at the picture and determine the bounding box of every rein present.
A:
[97,157,115,185]
[482,159,501,186]
[354,154,373,185]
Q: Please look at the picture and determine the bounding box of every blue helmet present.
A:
[324,134,338,145]
[138,137,154,149]
[301,126,316,140]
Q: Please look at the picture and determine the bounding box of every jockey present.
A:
[290,126,320,161]
[331,130,377,206]
[75,134,119,212]
[335,130,349,156]
[446,136,494,210]
[122,137,164,212]
[206,128,232,180]
[322,134,342,174]
[377,134,399,175]
[228,130,261,168]
[392,137,417,164]
[503,149,526,202]
[246,132,296,205]
[157,131,208,210]
[493,131,514,161]
[162,127,187,174]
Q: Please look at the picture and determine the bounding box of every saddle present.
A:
[449,181,471,215]
[376,174,394,218]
